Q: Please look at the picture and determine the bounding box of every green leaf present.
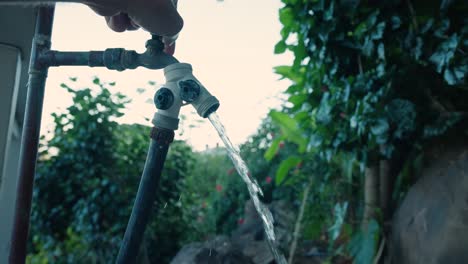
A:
[377,43,385,60]
[366,11,379,28]
[371,22,386,40]
[270,111,307,152]
[444,68,457,85]
[370,118,389,136]
[423,113,462,139]
[429,34,459,72]
[273,65,304,83]
[60,83,75,93]
[413,37,423,60]
[279,7,294,26]
[328,202,348,241]
[275,156,302,185]
[323,1,334,21]
[421,18,434,34]
[361,37,374,57]
[307,133,323,151]
[341,154,355,181]
[294,39,307,62]
[274,41,287,54]
[288,94,307,107]
[391,16,401,30]
[274,65,292,79]
[348,219,380,264]
[444,65,467,85]
[316,93,332,124]
[386,99,416,139]
[280,27,290,39]
[440,0,454,11]
[270,111,297,129]
[354,22,368,39]
[264,138,282,161]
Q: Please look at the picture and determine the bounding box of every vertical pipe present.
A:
[9,6,55,264]
[116,128,174,264]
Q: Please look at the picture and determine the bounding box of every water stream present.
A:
[208,112,287,264]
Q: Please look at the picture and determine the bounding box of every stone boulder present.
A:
[389,144,468,264]
[170,199,295,264]
[170,236,253,264]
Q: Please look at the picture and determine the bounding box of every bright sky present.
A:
[42,0,291,151]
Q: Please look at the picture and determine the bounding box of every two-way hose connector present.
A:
[152,63,220,130]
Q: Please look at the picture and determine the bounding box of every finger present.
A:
[164,42,176,55]
[128,19,141,31]
[128,0,183,36]
[162,33,179,47]
[106,13,131,32]
[87,3,120,17]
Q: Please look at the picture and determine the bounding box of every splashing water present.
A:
[208,113,287,264]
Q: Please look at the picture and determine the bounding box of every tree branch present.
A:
[357,55,363,74]
[406,0,419,32]
[288,181,312,264]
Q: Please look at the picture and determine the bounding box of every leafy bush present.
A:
[180,117,298,241]
[271,0,467,262]
[28,78,195,263]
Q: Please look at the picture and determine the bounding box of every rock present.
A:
[171,199,295,264]
[270,200,295,250]
[170,236,253,264]
[389,144,468,264]
[194,248,254,264]
[170,242,205,264]
[241,241,274,264]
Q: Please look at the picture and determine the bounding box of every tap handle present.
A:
[146,35,165,52]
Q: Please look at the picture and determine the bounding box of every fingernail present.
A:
[162,33,179,47]
[164,42,176,55]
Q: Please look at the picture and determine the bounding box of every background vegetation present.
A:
[270,0,467,262]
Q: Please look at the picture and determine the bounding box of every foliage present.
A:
[181,120,274,241]
[348,219,380,264]
[28,78,195,263]
[180,117,304,241]
[274,0,467,164]
[180,147,234,241]
[272,0,467,262]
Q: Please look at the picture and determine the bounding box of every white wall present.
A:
[0,7,36,262]
[0,45,22,262]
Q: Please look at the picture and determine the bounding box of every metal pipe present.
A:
[115,127,175,264]
[38,35,178,71]
[9,6,55,264]
[41,50,105,67]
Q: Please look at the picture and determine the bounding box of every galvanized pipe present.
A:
[41,50,105,67]
[9,6,55,264]
[39,36,178,71]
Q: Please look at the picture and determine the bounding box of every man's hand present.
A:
[86,0,183,54]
